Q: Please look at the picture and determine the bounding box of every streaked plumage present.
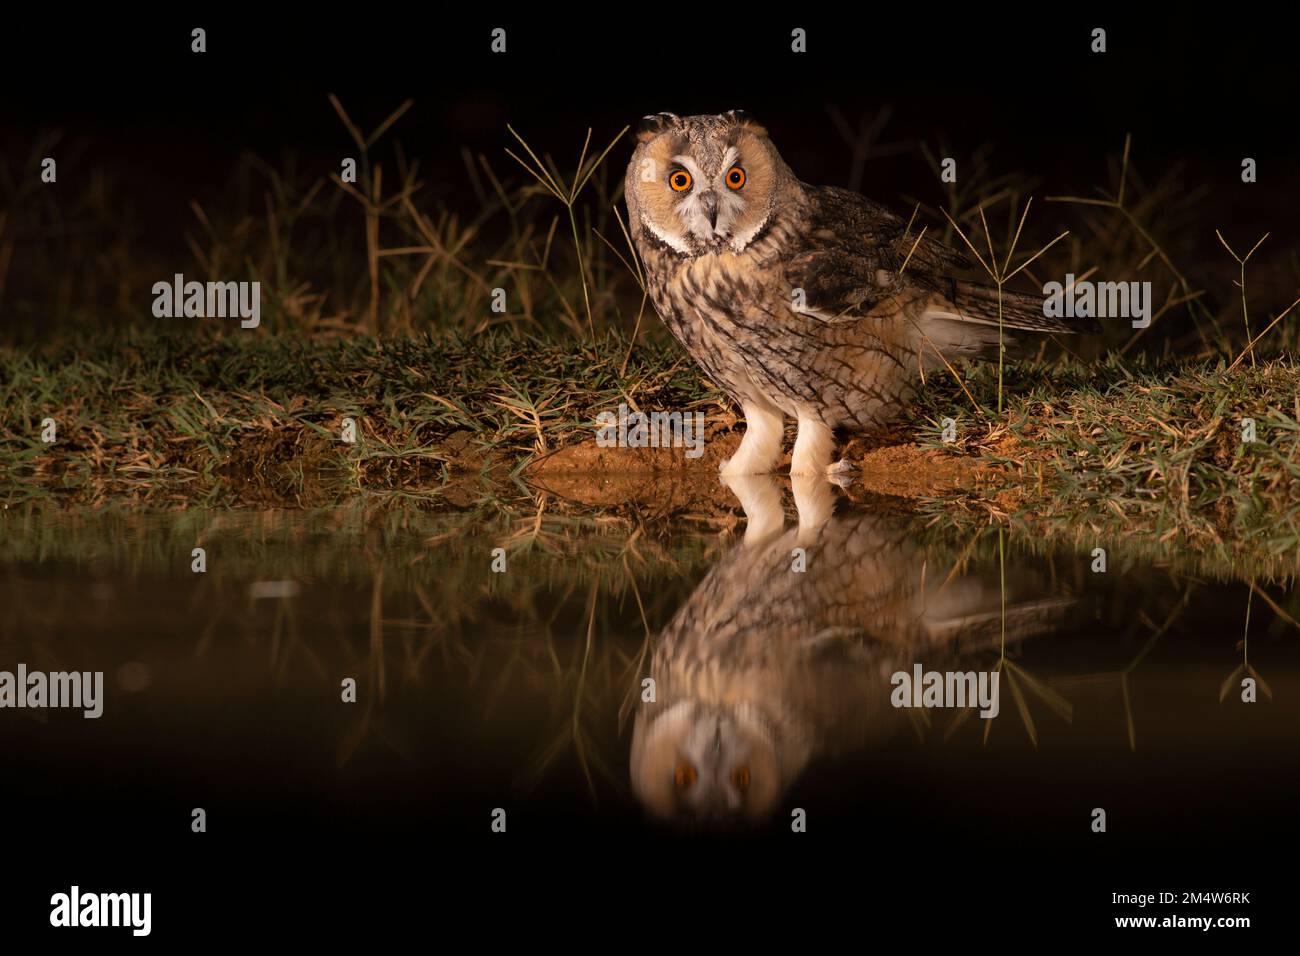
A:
[624,111,1092,476]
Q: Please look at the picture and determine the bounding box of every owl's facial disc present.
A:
[669,146,753,249]
[629,114,779,258]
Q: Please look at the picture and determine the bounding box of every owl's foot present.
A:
[719,401,785,476]
[826,458,857,489]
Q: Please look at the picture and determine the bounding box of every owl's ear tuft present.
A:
[637,112,681,142]
[724,109,767,137]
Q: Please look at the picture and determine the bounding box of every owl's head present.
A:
[630,698,801,827]
[625,110,793,258]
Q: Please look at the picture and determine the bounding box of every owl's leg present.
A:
[720,402,785,476]
[789,416,837,476]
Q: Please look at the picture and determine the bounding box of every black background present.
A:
[4,9,1297,247]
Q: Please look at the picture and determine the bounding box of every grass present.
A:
[911,354,1300,577]
[2,97,644,341]
[3,327,1300,579]
[0,327,728,507]
[8,103,1300,358]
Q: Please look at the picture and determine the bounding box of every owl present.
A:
[629,475,1073,826]
[624,110,1093,476]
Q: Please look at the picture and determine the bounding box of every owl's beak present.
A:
[700,192,720,231]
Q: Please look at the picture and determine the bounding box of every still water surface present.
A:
[2,479,1296,922]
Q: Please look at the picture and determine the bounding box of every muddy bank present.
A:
[11,414,987,512]
[523,424,987,512]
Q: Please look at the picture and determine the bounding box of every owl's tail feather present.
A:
[917,282,1098,361]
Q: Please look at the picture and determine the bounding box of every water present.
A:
[2,480,1296,931]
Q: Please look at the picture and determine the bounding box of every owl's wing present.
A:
[784,186,1096,354]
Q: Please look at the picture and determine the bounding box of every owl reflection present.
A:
[630,477,1070,826]
[624,110,1092,476]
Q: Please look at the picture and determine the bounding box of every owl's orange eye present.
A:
[731,766,751,791]
[674,762,697,790]
[725,166,746,190]
[669,169,693,192]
